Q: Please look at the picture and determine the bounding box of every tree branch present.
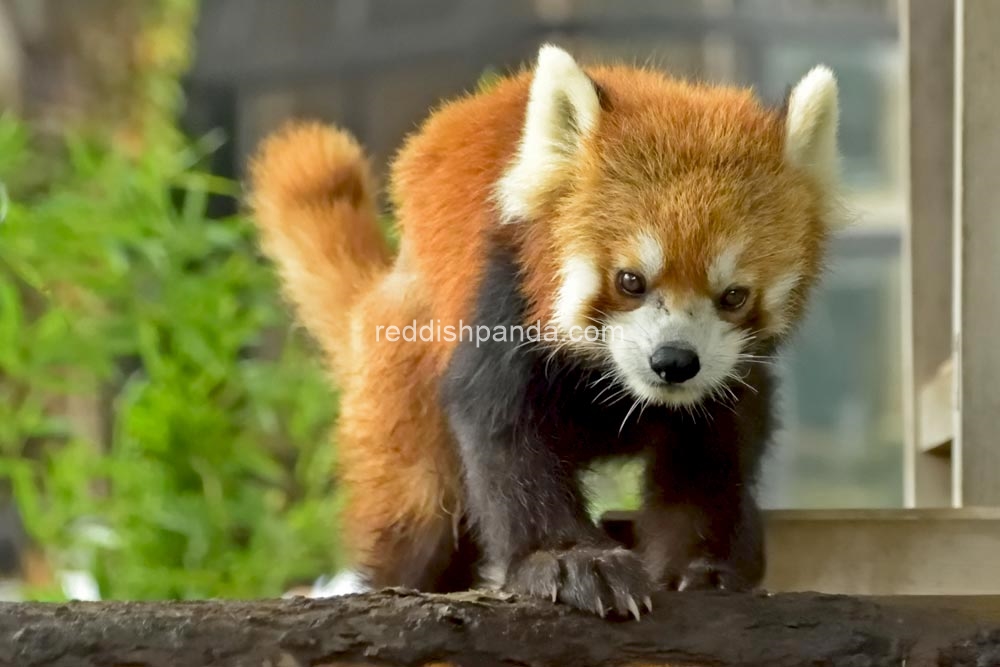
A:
[2,589,999,667]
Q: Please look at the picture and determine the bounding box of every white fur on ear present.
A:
[495,45,601,223]
[785,65,840,192]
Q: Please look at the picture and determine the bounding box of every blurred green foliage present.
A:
[0,0,341,600]
[0,113,341,600]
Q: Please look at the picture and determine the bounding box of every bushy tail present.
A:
[249,122,391,370]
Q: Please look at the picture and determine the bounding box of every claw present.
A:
[627,596,642,621]
[643,596,653,613]
[551,585,558,603]
[595,596,606,618]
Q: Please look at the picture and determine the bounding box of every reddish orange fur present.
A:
[250,123,392,373]
[251,125,463,587]
[396,67,826,340]
[249,62,829,588]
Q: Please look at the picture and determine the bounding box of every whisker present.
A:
[619,398,642,435]
[593,379,625,404]
[599,387,632,407]
[725,369,759,395]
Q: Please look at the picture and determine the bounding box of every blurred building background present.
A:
[184,0,905,508]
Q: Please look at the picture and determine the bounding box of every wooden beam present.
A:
[901,0,955,508]
[764,508,1000,595]
[918,357,952,454]
[953,0,1000,507]
[604,508,1000,595]
[1,591,1000,666]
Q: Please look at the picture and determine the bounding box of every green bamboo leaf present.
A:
[0,279,23,373]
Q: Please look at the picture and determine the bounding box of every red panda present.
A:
[250,45,840,617]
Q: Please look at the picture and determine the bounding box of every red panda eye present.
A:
[616,270,646,296]
[719,287,750,310]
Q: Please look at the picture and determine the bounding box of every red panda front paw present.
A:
[663,558,750,592]
[505,545,654,618]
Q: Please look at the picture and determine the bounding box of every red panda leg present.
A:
[336,271,477,592]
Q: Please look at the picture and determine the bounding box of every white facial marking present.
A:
[606,298,745,407]
[554,255,601,333]
[707,238,749,291]
[495,45,601,223]
[763,271,803,334]
[635,232,665,280]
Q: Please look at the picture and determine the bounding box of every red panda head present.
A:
[498,46,841,407]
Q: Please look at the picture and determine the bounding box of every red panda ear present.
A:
[495,45,601,223]
[785,65,840,199]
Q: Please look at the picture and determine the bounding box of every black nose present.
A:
[649,345,700,384]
